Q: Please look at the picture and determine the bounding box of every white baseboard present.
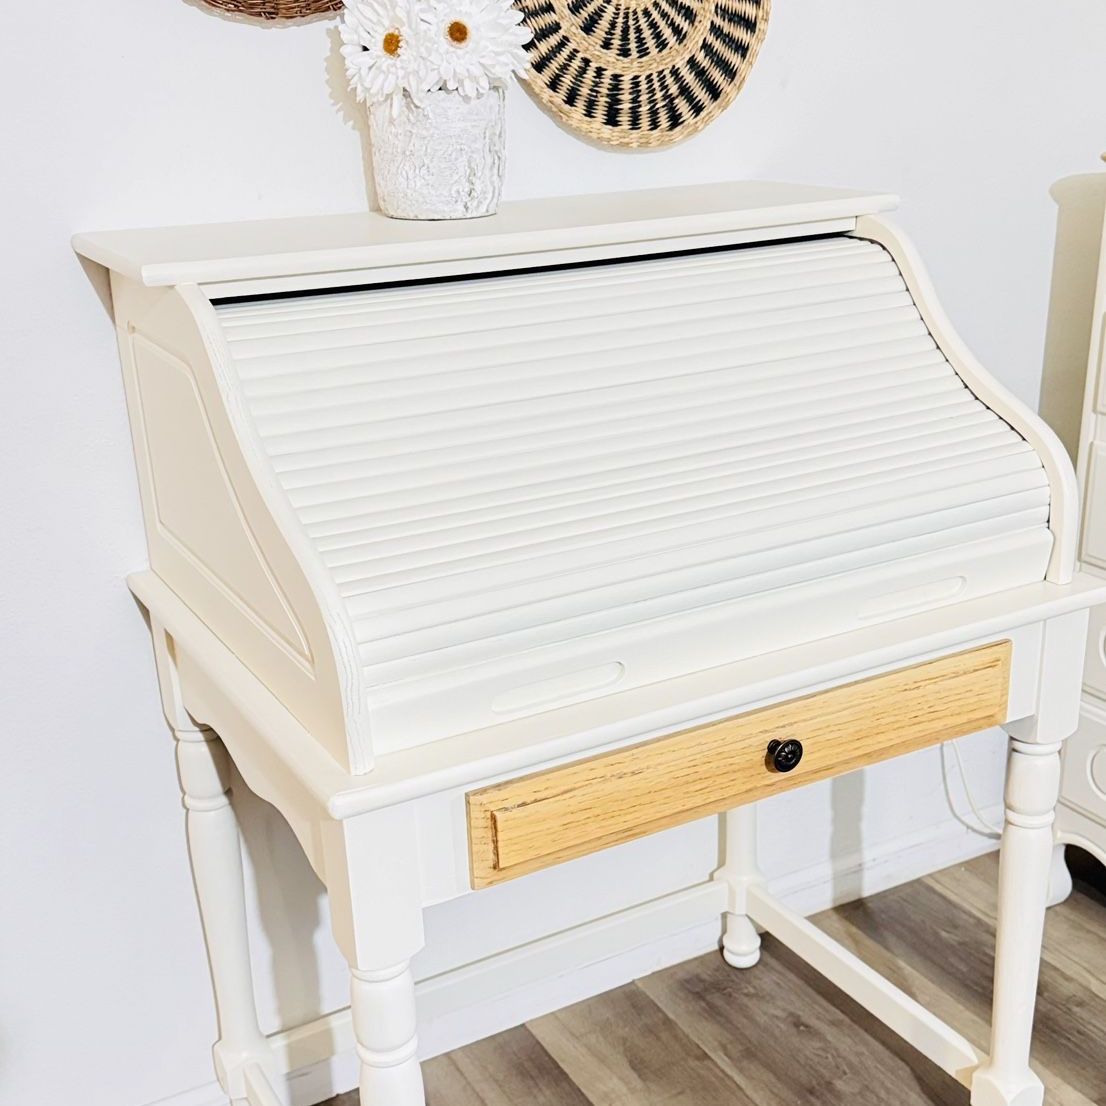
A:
[144,808,1002,1106]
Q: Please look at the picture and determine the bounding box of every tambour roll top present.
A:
[73,184,1072,772]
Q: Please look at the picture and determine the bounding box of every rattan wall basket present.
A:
[197,0,340,19]
[518,0,770,148]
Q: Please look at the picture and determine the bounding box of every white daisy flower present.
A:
[419,0,532,100]
[340,0,426,113]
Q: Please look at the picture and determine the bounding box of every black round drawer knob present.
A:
[767,738,804,773]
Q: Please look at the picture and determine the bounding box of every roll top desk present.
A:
[75,182,1106,1106]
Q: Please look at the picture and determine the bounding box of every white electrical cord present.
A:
[941,739,1004,839]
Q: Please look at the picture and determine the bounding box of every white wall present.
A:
[5,3,1106,1105]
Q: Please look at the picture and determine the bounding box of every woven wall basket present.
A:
[518,0,769,148]
[197,0,340,19]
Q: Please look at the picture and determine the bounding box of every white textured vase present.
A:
[369,88,506,220]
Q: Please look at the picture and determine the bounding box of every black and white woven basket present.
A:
[517,0,770,147]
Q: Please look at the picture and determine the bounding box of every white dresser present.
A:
[1053,189,1106,893]
[74,182,1106,1106]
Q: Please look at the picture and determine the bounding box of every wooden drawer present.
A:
[467,642,1011,887]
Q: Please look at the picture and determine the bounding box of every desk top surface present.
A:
[72,181,898,288]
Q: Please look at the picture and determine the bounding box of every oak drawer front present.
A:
[467,642,1011,887]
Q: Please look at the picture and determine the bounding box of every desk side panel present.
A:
[853,216,1078,585]
[110,275,368,772]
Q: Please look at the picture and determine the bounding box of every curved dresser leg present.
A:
[716,803,763,968]
[1047,841,1073,907]
[352,964,425,1105]
[970,739,1062,1106]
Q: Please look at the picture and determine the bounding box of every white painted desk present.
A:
[76,182,1106,1106]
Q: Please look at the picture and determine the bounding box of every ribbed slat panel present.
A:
[275,375,974,485]
[356,501,1052,683]
[240,291,915,404]
[295,408,1001,518]
[325,437,1038,587]
[216,237,1051,677]
[216,238,877,328]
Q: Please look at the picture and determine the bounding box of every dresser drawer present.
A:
[1082,443,1106,572]
[467,642,1011,887]
[1059,701,1106,825]
[1084,604,1106,698]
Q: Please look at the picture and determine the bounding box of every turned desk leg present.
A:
[716,803,764,968]
[970,739,1062,1106]
[325,807,427,1106]
[152,623,269,1104]
[352,964,425,1104]
[176,730,269,1101]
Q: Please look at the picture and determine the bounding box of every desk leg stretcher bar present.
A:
[718,741,1060,1105]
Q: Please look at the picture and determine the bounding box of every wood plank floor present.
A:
[323,851,1106,1106]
